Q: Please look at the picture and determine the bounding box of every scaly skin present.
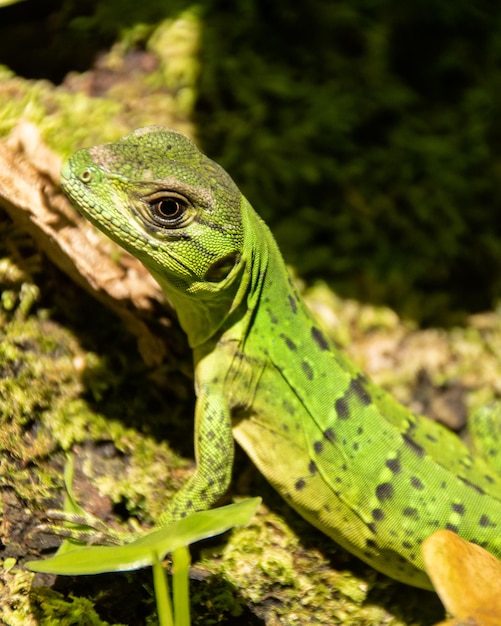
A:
[60,126,501,590]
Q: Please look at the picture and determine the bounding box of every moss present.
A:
[194,0,501,322]
[0,220,192,623]
[199,507,439,624]
[30,586,122,626]
[0,8,199,154]
[0,565,38,626]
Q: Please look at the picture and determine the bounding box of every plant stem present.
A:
[152,555,173,626]
[173,546,191,626]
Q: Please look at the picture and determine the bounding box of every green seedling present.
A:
[26,457,260,625]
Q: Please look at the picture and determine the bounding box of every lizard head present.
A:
[60,126,252,345]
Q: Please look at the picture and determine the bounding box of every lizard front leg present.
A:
[41,391,234,545]
[157,391,235,525]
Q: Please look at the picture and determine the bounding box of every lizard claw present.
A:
[37,454,142,547]
[37,508,127,546]
[37,509,131,546]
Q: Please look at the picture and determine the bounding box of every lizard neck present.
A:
[149,197,271,350]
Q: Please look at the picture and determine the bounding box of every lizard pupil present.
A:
[151,197,186,222]
[157,199,183,218]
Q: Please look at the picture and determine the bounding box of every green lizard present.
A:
[59,126,501,590]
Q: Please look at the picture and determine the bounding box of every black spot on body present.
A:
[445,523,459,533]
[335,397,350,420]
[425,433,438,442]
[403,507,419,519]
[295,479,306,491]
[366,538,377,548]
[386,458,401,474]
[314,441,324,454]
[372,508,385,521]
[458,476,485,495]
[402,433,425,457]
[480,514,496,528]
[348,376,371,406]
[267,308,278,325]
[308,461,317,474]
[311,326,329,351]
[402,541,413,550]
[367,523,377,534]
[410,476,424,490]
[288,294,298,314]
[281,334,297,351]
[301,361,314,380]
[218,475,227,487]
[376,483,394,502]
[470,538,490,549]
[324,428,335,442]
[452,503,465,515]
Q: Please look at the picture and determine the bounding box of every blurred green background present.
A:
[2,0,501,324]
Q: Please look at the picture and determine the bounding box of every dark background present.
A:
[2,0,501,324]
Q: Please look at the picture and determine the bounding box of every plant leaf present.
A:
[26,498,260,575]
[422,529,501,626]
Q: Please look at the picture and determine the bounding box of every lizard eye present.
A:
[78,169,93,183]
[148,193,189,227]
